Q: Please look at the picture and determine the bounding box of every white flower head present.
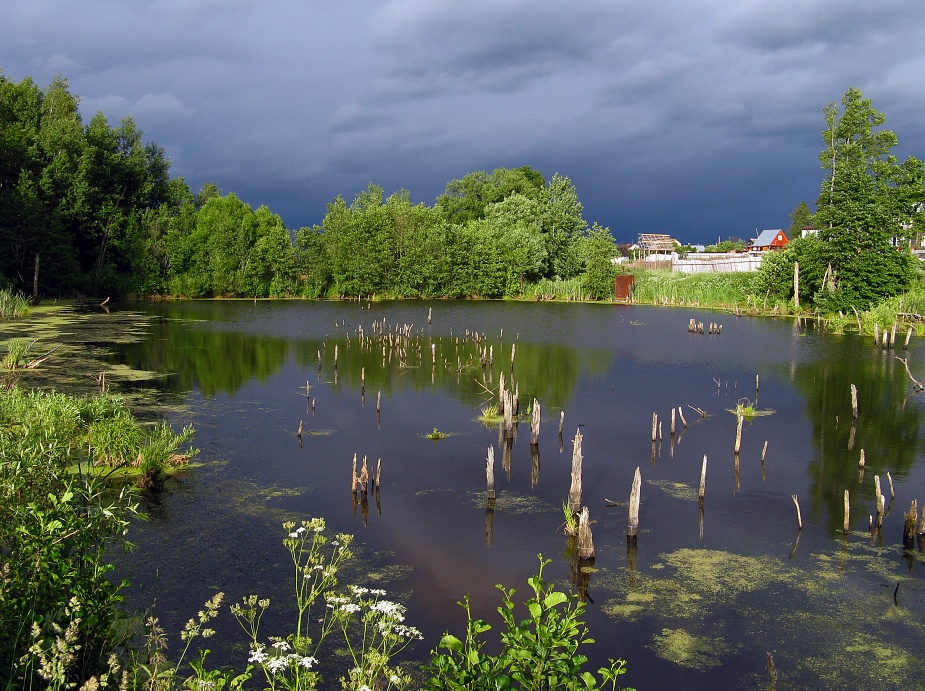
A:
[267,656,290,674]
[299,656,318,669]
[248,647,268,664]
[272,640,291,651]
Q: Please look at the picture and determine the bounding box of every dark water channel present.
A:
[7,299,925,689]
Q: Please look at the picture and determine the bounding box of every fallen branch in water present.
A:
[895,357,924,392]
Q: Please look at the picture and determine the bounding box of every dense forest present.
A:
[0,73,618,302]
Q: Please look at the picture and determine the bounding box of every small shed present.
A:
[614,275,634,300]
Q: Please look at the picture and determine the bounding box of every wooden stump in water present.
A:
[678,406,687,428]
[359,456,369,495]
[568,429,584,513]
[651,412,657,443]
[844,490,850,533]
[486,447,496,500]
[699,455,707,499]
[627,466,641,544]
[577,506,595,559]
[904,500,918,550]
[850,384,859,419]
[791,494,803,530]
[734,414,744,454]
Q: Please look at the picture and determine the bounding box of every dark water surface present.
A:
[7,299,925,689]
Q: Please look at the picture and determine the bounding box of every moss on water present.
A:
[596,543,925,686]
[648,479,699,502]
[649,628,729,669]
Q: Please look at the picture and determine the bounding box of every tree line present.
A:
[0,72,619,301]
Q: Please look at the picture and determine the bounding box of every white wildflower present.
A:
[299,656,318,669]
[267,656,290,674]
[339,603,361,613]
[272,641,291,651]
[370,589,386,596]
[248,647,268,664]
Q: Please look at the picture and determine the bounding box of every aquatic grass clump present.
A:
[0,288,31,319]
[423,428,449,440]
[727,398,775,419]
[477,403,503,426]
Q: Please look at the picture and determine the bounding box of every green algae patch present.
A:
[602,591,657,621]
[649,479,699,502]
[663,548,794,594]
[649,628,729,669]
[467,490,553,515]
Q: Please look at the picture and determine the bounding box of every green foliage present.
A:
[810,87,921,312]
[703,240,746,253]
[788,201,813,237]
[580,224,618,300]
[427,556,631,690]
[0,386,145,687]
[0,288,31,319]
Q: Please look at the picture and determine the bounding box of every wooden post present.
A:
[375,458,381,490]
[891,323,897,349]
[558,410,565,436]
[850,384,858,419]
[568,430,583,513]
[678,406,687,427]
[699,455,707,499]
[577,506,595,559]
[888,472,895,500]
[875,475,885,526]
[334,344,338,370]
[670,407,676,436]
[359,456,369,494]
[510,343,516,370]
[651,413,658,442]
[844,490,850,533]
[530,399,541,444]
[32,253,39,305]
[761,440,768,463]
[874,324,881,347]
[905,327,914,349]
[627,466,641,543]
[734,414,744,454]
[791,494,803,530]
[351,454,358,493]
[793,261,799,309]
[427,307,432,324]
[859,448,865,468]
[486,447,495,500]
[904,500,918,549]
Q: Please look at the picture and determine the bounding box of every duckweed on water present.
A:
[597,544,925,686]
[649,628,730,669]
[648,479,699,502]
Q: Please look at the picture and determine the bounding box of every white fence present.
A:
[673,253,764,274]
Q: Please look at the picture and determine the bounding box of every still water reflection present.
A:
[12,299,925,689]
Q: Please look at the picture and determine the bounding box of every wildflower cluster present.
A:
[230,520,417,690]
[326,586,420,690]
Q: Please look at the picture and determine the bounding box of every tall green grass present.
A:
[0,288,30,319]
[629,269,755,308]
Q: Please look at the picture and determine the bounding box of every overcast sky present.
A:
[3,0,924,244]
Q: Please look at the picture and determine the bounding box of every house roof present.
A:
[637,233,677,251]
[752,228,787,247]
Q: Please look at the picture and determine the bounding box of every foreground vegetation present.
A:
[0,378,630,689]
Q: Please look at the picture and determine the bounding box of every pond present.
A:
[5,299,925,689]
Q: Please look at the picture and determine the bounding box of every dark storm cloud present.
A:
[2,0,924,243]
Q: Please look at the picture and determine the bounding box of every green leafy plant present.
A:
[424,428,448,440]
[427,556,632,690]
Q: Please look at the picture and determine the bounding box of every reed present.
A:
[0,288,31,319]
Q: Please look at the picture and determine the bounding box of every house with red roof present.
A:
[748,228,789,252]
